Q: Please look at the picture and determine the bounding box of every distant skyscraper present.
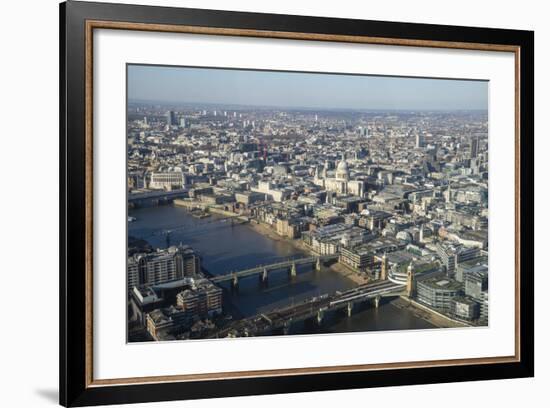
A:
[166,110,176,126]
[415,133,424,148]
[470,136,479,158]
[358,126,370,138]
[179,117,186,128]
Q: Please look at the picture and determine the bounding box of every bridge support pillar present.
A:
[374,295,381,308]
[316,309,324,325]
[347,302,353,317]
[260,268,268,286]
[315,257,321,271]
[290,262,297,278]
[231,274,239,291]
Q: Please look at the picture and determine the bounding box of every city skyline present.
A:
[128,64,488,111]
[127,65,489,342]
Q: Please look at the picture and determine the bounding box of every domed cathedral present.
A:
[335,160,350,181]
[315,157,365,197]
[325,159,350,194]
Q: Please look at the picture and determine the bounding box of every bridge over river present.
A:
[211,280,405,338]
[128,188,189,207]
[209,255,339,286]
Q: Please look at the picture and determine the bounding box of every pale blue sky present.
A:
[128,64,488,111]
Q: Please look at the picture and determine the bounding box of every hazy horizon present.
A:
[128,64,488,111]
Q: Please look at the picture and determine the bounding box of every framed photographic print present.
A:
[59,0,534,406]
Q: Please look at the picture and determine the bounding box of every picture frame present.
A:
[60,1,534,406]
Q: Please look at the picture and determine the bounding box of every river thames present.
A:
[128,205,436,334]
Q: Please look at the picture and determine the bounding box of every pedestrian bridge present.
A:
[210,255,339,285]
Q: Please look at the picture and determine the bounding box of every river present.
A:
[128,205,435,333]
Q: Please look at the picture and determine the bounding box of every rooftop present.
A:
[418,275,463,291]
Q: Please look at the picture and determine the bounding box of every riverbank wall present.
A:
[393,296,471,328]
[173,200,371,287]
[246,220,370,285]
[173,200,249,222]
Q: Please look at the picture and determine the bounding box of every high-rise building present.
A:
[358,126,369,138]
[179,117,186,128]
[166,110,177,126]
[470,136,479,158]
[415,133,425,148]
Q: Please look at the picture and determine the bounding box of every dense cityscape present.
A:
[126,102,488,342]
[126,69,489,342]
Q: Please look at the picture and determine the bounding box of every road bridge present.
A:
[128,188,189,207]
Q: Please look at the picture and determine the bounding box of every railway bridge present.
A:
[213,280,405,338]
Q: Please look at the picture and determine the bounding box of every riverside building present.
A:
[127,244,201,290]
[416,275,463,312]
[142,278,223,341]
[149,170,186,190]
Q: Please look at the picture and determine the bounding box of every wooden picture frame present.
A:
[60,1,534,406]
